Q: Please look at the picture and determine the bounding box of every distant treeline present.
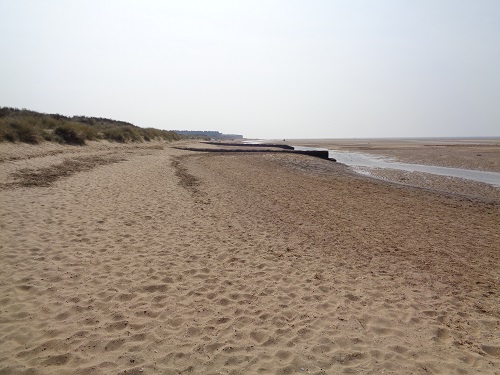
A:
[0,107,182,145]
[175,130,243,139]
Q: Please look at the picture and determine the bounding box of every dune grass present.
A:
[0,107,182,145]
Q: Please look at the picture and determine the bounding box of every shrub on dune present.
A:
[0,118,42,143]
[54,125,87,145]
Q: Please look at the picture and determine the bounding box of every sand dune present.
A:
[0,142,499,374]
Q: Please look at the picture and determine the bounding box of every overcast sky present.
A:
[1,0,499,139]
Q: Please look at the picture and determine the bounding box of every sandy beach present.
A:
[1,141,499,374]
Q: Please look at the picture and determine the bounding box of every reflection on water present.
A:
[293,146,500,187]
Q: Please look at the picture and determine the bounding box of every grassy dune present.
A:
[0,107,182,145]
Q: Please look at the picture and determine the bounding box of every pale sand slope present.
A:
[0,143,499,374]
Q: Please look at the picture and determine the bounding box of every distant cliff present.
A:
[174,130,243,140]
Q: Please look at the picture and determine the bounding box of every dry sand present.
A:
[0,141,499,374]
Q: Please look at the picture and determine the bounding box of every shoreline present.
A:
[284,138,500,202]
[1,141,499,374]
[285,137,500,172]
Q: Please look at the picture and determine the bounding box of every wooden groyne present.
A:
[202,142,294,150]
[174,146,333,161]
[292,149,331,160]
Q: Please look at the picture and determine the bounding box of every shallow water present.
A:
[293,146,500,187]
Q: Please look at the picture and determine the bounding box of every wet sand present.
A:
[287,138,500,201]
[0,141,499,374]
[287,138,500,172]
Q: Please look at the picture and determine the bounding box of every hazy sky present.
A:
[1,0,499,139]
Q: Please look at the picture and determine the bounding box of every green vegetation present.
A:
[0,107,182,145]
